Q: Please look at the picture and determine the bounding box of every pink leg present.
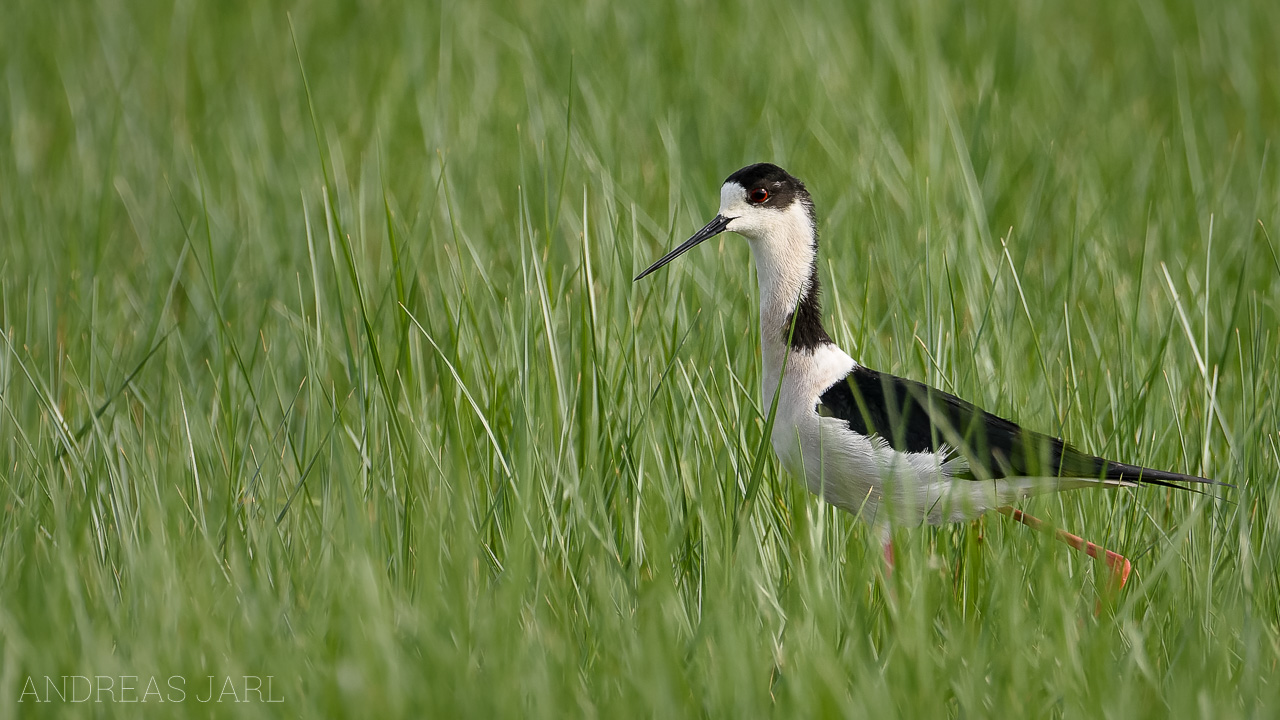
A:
[880,537,898,600]
[997,506,1131,592]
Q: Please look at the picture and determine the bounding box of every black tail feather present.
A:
[1102,460,1234,493]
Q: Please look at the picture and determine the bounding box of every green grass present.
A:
[2,0,1278,716]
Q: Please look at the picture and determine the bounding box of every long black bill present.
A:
[633,214,732,281]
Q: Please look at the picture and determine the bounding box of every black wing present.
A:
[817,366,1216,487]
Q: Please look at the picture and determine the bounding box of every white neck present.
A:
[742,202,823,407]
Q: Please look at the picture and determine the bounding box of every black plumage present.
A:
[818,365,1217,488]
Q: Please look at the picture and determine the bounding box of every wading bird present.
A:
[635,163,1223,589]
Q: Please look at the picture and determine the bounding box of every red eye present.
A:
[749,188,769,203]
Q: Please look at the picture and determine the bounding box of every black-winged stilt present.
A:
[635,163,1226,589]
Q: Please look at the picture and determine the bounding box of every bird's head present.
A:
[634,163,816,281]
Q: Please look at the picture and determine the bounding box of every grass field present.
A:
[3,0,1279,716]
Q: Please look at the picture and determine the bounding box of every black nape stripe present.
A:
[782,265,831,352]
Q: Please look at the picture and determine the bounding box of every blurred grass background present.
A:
[1,0,1277,716]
